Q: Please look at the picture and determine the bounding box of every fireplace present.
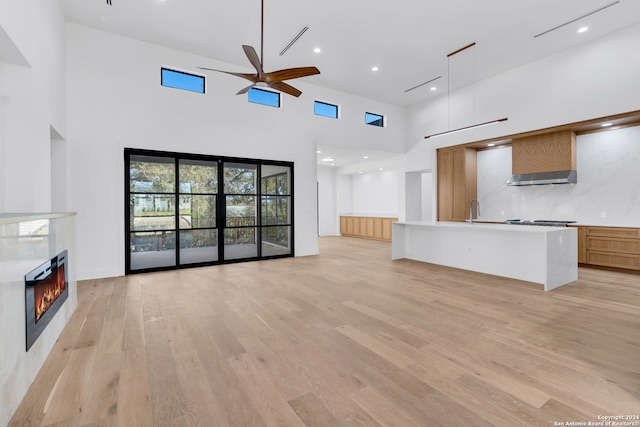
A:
[25,250,68,351]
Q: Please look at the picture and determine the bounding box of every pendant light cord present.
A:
[424,43,509,139]
[447,55,450,132]
[425,42,508,139]
[473,45,476,125]
[446,42,476,133]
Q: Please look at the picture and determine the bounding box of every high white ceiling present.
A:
[61,0,640,108]
[60,0,640,169]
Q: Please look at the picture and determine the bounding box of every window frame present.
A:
[248,87,281,108]
[365,112,385,127]
[160,67,206,94]
[314,100,340,119]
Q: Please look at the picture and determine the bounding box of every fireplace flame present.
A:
[35,271,65,322]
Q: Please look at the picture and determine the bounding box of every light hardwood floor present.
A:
[9,237,640,426]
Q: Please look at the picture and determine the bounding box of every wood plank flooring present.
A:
[9,236,640,426]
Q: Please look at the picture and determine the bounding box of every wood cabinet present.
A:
[575,225,640,269]
[437,147,477,222]
[512,131,576,174]
[340,216,397,242]
[584,227,640,270]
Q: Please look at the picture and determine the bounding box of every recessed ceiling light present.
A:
[430,86,437,91]
[313,48,321,53]
[487,143,496,147]
[358,171,363,174]
[331,163,335,166]
[322,157,334,162]
[371,66,379,72]
[379,168,384,171]
[578,26,589,33]
[363,156,369,159]
[317,150,322,154]
[601,122,612,127]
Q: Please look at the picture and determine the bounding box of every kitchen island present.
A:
[392,221,577,291]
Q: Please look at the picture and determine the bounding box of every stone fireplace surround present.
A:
[0,213,77,427]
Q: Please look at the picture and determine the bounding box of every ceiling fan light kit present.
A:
[198,0,320,97]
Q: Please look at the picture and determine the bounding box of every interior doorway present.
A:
[405,170,433,221]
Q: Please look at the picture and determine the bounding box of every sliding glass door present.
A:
[223,162,258,260]
[125,149,293,274]
[178,159,219,265]
[129,155,177,270]
[261,165,292,257]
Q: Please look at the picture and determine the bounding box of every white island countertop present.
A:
[397,220,574,232]
[392,221,578,291]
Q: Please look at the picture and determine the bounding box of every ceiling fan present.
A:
[198,0,320,98]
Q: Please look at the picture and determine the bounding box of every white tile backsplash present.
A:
[477,126,640,225]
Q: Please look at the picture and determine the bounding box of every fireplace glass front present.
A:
[25,250,68,351]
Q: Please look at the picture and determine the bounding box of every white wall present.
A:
[404,170,433,222]
[351,169,399,216]
[0,59,4,212]
[0,2,70,424]
[337,168,399,217]
[50,132,68,212]
[421,172,433,221]
[0,0,66,135]
[304,163,402,236]
[336,174,353,221]
[0,0,67,213]
[317,166,338,236]
[66,23,406,279]
[326,166,400,235]
[401,23,640,221]
[477,126,640,226]
[333,155,403,220]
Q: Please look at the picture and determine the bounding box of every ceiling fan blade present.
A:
[264,67,320,83]
[236,84,254,95]
[268,81,302,97]
[197,67,257,82]
[242,45,263,76]
[204,0,319,99]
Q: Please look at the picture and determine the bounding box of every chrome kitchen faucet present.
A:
[468,198,480,224]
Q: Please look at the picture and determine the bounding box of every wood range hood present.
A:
[507,130,577,186]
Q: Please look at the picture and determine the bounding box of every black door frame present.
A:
[124,147,294,274]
